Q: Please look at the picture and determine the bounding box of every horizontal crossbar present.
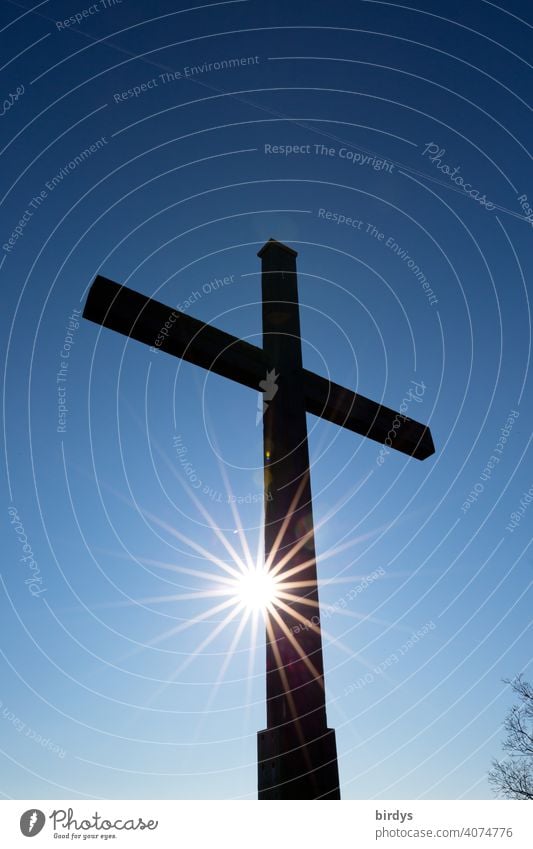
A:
[83,276,434,460]
[303,370,434,460]
[83,276,266,390]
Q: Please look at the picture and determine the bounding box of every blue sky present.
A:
[1,0,532,800]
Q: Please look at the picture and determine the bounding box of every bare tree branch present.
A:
[489,676,533,800]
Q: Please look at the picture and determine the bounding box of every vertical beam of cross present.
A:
[82,239,434,801]
[257,240,340,800]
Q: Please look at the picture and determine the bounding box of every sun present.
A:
[234,566,277,612]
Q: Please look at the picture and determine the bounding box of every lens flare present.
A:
[234,566,277,611]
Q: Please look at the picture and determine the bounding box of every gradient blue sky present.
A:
[1,0,532,800]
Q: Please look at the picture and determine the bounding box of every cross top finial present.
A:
[257,238,298,258]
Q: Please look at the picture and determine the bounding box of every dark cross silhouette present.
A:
[83,238,435,800]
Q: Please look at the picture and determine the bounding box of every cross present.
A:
[83,238,435,800]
